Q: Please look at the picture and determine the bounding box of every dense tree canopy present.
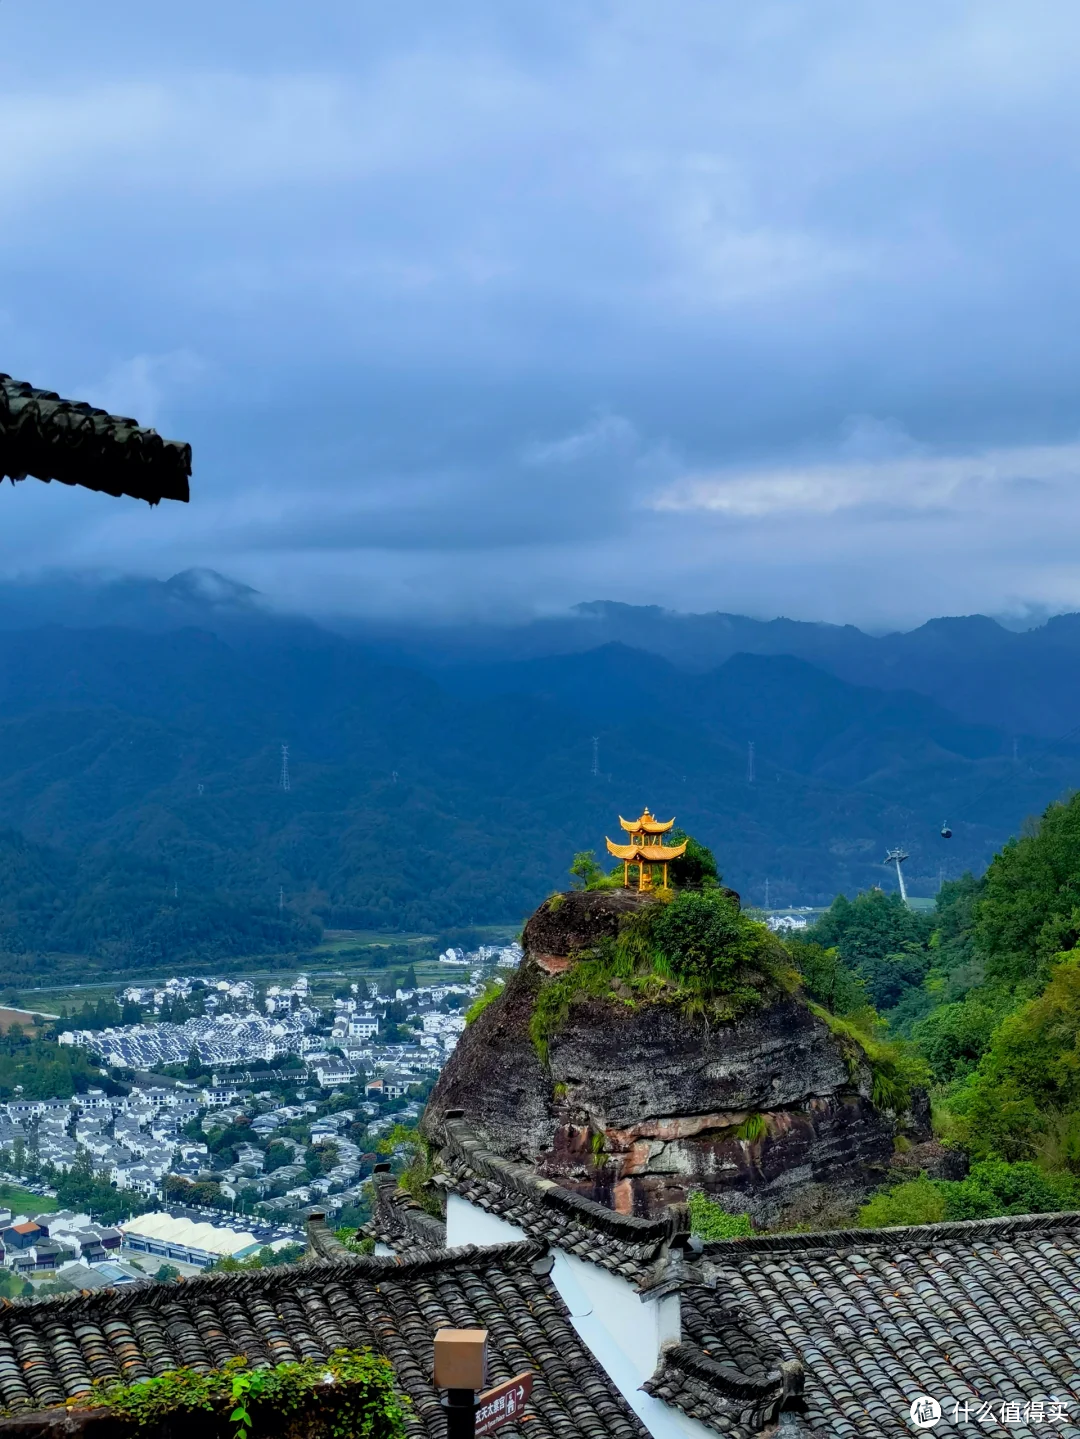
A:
[810,890,933,1009]
[827,792,1080,1223]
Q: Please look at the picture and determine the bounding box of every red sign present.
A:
[475,1372,533,1436]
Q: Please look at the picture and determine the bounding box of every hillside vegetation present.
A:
[0,595,1076,978]
[793,793,1080,1224]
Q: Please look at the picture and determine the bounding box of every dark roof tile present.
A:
[0,1241,647,1439]
[434,1118,682,1279]
[0,375,190,506]
[703,1211,1080,1437]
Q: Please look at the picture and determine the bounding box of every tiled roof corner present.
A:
[0,375,191,506]
[367,1173,447,1251]
[436,1116,688,1278]
[0,1241,648,1439]
[644,1339,800,1435]
[302,1208,353,1260]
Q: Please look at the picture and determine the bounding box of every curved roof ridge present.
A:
[368,1171,448,1247]
[0,1239,546,1322]
[700,1205,1080,1256]
[647,1340,798,1402]
[441,1116,683,1241]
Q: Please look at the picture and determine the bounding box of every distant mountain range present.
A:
[7,572,1079,736]
[0,571,1074,964]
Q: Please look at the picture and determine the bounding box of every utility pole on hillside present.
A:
[279,886,285,914]
[591,736,599,778]
[884,847,909,905]
[764,878,770,910]
[747,741,755,784]
[280,744,291,792]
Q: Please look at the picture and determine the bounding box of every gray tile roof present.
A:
[434,1116,685,1279]
[0,375,190,505]
[366,1173,449,1254]
[0,1237,646,1439]
[426,1118,1080,1438]
[418,1120,804,1435]
[701,1212,1080,1439]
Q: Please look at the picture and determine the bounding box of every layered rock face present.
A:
[426,890,916,1225]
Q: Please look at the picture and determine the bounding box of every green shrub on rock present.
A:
[530,889,798,1060]
[858,1176,947,1228]
[687,1191,753,1240]
[857,1160,1080,1229]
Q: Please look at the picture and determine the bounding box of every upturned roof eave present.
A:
[0,374,191,506]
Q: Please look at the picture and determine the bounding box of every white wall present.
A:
[445,1193,716,1439]
[446,1192,527,1247]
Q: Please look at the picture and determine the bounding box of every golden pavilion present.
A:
[605,807,687,891]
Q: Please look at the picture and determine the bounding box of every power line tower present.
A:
[280,744,291,792]
[591,736,599,778]
[747,741,756,784]
[884,847,909,905]
[764,877,770,910]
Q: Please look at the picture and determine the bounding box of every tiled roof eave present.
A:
[0,375,191,506]
[0,1240,651,1439]
[434,1118,684,1280]
[699,1205,1080,1258]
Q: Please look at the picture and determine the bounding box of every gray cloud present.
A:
[2,1,1080,627]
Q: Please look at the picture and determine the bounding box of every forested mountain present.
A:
[0,572,1075,974]
[8,571,1080,736]
[791,790,1080,1227]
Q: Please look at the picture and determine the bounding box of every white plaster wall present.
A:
[550,1251,714,1439]
[446,1191,527,1247]
[445,1193,718,1439]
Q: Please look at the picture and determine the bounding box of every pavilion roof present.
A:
[0,375,190,505]
[606,839,688,862]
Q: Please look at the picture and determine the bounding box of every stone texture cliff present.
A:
[426,890,925,1226]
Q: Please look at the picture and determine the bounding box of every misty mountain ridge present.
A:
[0,599,1070,957]
[4,570,1077,737]
[0,569,1071,975]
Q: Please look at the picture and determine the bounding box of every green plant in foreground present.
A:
[376,1124,443,1219]
[687,1191,753,1240]
[335,1228,375,1255]
[85,1350,406,1439]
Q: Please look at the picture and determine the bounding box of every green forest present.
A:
[0,614,1075,986]
[0,830,318,985]
[785,791,1080,1225]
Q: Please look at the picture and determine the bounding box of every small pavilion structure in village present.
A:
[0,374,191,506]
[606,807,687,890]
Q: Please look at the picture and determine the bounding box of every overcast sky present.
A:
[4,2,1080,629]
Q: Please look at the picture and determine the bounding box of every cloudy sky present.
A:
[4,2,1080,629]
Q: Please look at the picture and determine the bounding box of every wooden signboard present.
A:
[475,1371,533,1435]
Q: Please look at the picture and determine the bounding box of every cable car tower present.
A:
[884,846,909,905]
